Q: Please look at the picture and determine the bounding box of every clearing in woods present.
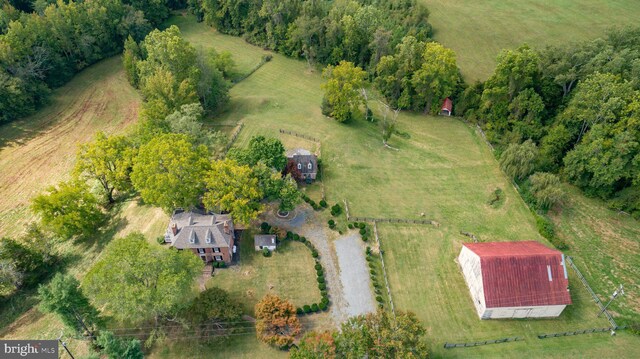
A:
[420,0,640,80]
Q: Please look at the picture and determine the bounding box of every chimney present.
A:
[223,221,230,235]
[171,223,178,235]
[187,215,193,225]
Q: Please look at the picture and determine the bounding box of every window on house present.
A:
[197,248,205,254]
[215,256,223,261]
[297,163,302,170]
[214,247,220,253]
[308,163,312,169]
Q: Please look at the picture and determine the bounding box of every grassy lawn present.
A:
[377,224,640,358]
[207,230,321,314]
[550,185,640,325]
[420,0,640,81]
[0,56,141,237]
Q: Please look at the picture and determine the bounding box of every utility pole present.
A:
[57,331,75,359]
[598,284,624,317]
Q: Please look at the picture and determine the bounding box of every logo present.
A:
[1,340,58,358]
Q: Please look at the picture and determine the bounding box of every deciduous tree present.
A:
[321,61,366,122]
[83,232,202,324]
[499,140,538,181]
[95,331,144,359]
[203,159,263,224]
[255,293,301,348]
[131,133,210,212]
[38,274,101,336]
[30,181,104,239]
[290,331,337,359]
[75,133,136,203]
[228,135,287,171]
[528,172,564,210]
[411,42,459,114]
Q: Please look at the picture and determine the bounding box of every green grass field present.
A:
[421,0,640,80]
[166,13,639,357]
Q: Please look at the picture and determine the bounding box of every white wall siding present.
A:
[483,305,566,319]
[458,246,486,318]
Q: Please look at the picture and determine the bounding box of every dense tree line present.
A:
[460,27,640,217]
[190,0,431,71]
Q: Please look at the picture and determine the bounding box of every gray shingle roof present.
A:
[166,210,234,249]
[254,234,277,247]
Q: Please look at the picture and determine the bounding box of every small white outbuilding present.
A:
[458,241,572,319]
[254,234,277,251]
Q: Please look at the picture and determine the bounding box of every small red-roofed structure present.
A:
[458,241,572,319]
[440,97,453,116]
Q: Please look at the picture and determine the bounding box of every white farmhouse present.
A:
[458,241,572,319]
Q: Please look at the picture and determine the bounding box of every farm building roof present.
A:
[463,241,572,308]
[286,148,317,175]
[441,97,453,112]
[167,210,234,250]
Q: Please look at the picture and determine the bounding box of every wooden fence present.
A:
[444,337,523,349]
[537,327,619,339]
[279,129,320,143]
[349,216,436,226]
[565,256,617,328]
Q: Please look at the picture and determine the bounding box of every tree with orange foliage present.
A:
[255,294,302,348]
[290,331,336,358]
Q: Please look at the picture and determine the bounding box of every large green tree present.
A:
[74,132,136,203]
[166,103,227,158]
[30,181,104,239]
[203,159,263,224]
[131,133,210,212]
[228,135,287,171]
[95,331,144,359]
[499,140,538,181]
[83,232,202,324]
[321,61,366,122]
[411,42,459,114]
[38,273,101,336]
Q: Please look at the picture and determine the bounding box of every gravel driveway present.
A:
[334,233,376,317]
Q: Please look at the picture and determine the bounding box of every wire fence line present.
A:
[444,336,523,349]
[224,122,244,153]
[349,216,436,226]
[460,231,479,243]
[565,256,617,328]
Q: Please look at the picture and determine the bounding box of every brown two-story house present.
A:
[165,210,235,264]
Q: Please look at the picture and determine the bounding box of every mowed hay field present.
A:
[170,13,640,357]
[421,0,640,80]
[0,56,141,237]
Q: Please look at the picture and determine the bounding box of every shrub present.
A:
[321,296,329,304]
[348,223,353,229]
[219,262,226,268]
[376,296,383,303]
[309,200,317,208]
[534,213,568,249]
[303,305,311,313]
[262,54,273,62]
[286,231,293,240]
[315,263,322,270]
[366,247,372,255]
[319,302,327,311]
[156,236,165,244]
[262,248,271,257]
[260,222,270,233]
[358,223,366,229]
[312,250,319,258]
[320,290,328,296]
[318,283,326,290]
[311,303,319,312]
[300,237,307,243]
[359,228,366,235]
[316,269,323,276]
[328,219,335,226]
[370,270,376,275]
[293,233,300,241]
[213,262,220,268]
[361,236,368,242]
[319,200,327,208]
[296,307,303,315]
[317,276,325,284]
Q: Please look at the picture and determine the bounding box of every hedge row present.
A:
[284,231,330,315]
[365,246,385,308]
